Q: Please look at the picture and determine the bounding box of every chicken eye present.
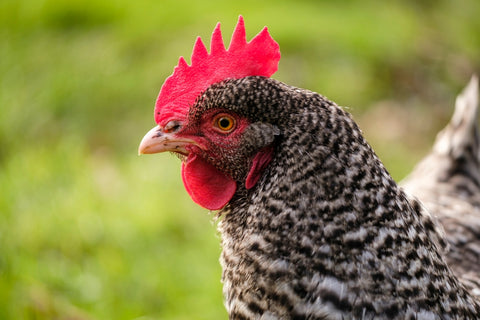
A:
[214,115,236,132]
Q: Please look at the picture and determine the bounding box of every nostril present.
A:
[164,120,183,133]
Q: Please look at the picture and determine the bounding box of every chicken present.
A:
[402,76,480,297]
[139,17,480,319]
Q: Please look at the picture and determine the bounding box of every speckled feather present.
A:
[186,76,480,319]
[402,76,480,298]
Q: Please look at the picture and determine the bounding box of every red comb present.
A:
[154,16,281,125]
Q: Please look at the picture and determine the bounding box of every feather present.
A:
[402,75,480,296]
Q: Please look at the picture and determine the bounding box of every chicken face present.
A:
[140,76,283,210]
[139,90,278,210]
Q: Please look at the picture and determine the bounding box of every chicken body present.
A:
[142,76,480,319]
[210,77,480,319]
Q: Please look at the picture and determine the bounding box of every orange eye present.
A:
[214,115,236,132]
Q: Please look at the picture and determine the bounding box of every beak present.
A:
[138,125,194,155]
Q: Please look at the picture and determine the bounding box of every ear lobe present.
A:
[242,123,279,189]
[245,146,274,189]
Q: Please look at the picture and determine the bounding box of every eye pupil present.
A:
[219,118,231,129]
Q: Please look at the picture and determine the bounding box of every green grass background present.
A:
[1,0,479,319]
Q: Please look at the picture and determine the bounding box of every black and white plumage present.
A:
[141,76,480,319]
[210,77,480,319]
[402,75,480,297]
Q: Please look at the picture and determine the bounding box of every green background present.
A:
[1,0,479,319]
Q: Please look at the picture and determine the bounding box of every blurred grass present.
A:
[0,0,479,319]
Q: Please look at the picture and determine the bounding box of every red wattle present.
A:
[181,154,237,210]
